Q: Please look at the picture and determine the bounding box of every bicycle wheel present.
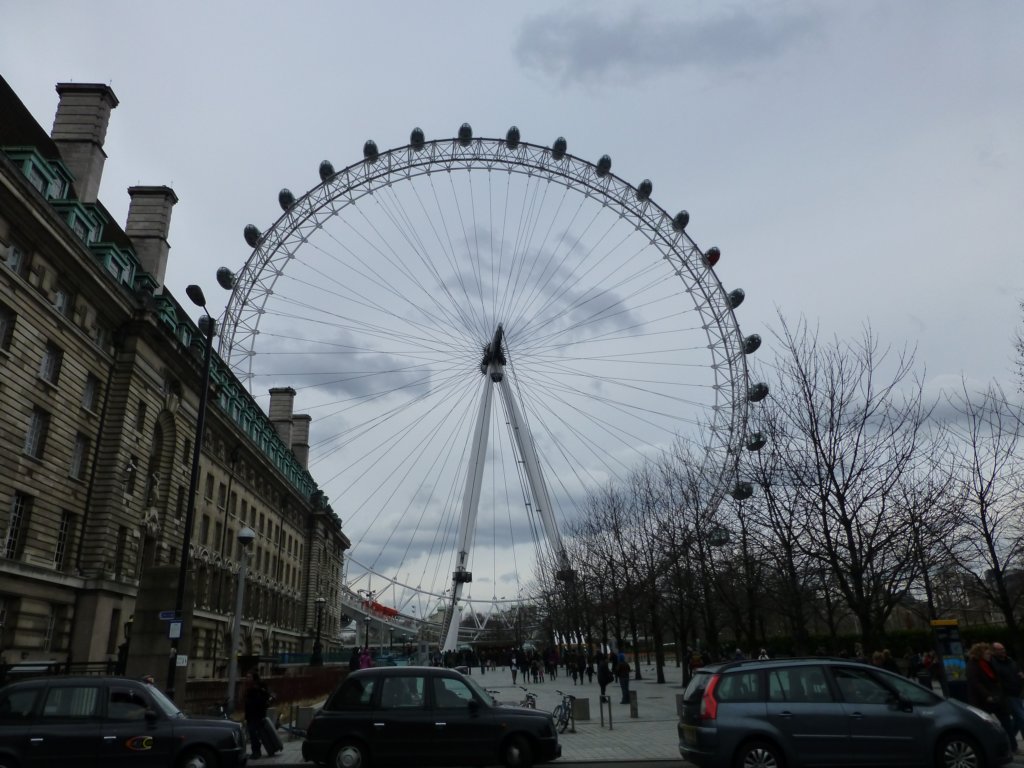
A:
[552,703,564,728]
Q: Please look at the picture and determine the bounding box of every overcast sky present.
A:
[4,0,1023,605]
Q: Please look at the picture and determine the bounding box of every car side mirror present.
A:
[468,699,481,716]
[887,694,912,712]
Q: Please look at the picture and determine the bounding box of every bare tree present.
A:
[769,316,930,650]
[941,380,1024,649]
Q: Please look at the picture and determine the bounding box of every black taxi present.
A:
[303,665,561,767]
[0,675,247,767]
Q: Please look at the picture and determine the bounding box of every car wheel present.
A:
[177,746,217,768]
[502,734,533,768]
[936,733,983,768]
[331,740,370,768]
[735,740,784,768]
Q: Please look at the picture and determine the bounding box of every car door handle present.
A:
[848,712,864,719]
[30,738,43,744]
[778,711,794,719]
[435,722,447,727]
[373,722,386,728]
[104,736,117,741]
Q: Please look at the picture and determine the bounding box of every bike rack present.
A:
[599,694,613,730]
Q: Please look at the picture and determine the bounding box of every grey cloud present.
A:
[515,6,820,83]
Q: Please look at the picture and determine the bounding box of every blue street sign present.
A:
[159,610,177,621]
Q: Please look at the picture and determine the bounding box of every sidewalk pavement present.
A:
[249,663,1024,766]
[257,662,687,766]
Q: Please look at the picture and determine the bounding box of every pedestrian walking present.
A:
[615,652,631,704]
[967,642,1015,752]
[991,642,1024,752]
[597,653,613,698]
[243,672,273,759]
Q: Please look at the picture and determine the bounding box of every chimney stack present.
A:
[51,83,119,203]
[292,414,311,469]
[268,387,296,447]
[126,186,178,288]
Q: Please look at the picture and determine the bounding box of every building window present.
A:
[26,163,48,194]
[200,515,210,546]
[125,456,139,495]
[39,342,64,385]
[176,486,184,519]
[4,492,32,559]
[55,510,73,570]
[4,240,29,277]
[24,407,51,459]
[42,607,56,652]
[182,439,192,464]
[114,526,128,578]
[135,400,147,433]
[217,483,227,510]
[0,302,14,352]
[53,286,74,318]
[70,433,89,480]
[204,473,214,501]
[82,373,100,411]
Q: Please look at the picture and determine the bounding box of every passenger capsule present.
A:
[363,140,379,163]
[506,125,521,149]
[410,127,425,150]
[705,247,721,267]
[243,225,262,248]
[636,179,653,201]
[726,288,745,309]
[318,160,335,181]
[731,482,754,501]
[672,210,690,231]
[596,155,612,177]
[747,382,769,402]
[216,267,236,291]
[458,123,473,146]
[278,189,295,210]
[742,334,762,355]
[746,433,767,451]
[552,137,567,160]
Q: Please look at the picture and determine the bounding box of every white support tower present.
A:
[441,325,568,652]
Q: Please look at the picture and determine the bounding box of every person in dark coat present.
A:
[967,642,1014,752]
[596,653,613,697]
[991,642,1024,752]
[615,652,631,704]
[244,672,273,758]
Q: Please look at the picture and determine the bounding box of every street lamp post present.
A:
[311,596,326,666]
[166,284,217,700]
[363,615,371,649]
[389,626,395,651]
[226,526,255,713]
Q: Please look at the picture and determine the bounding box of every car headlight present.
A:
[966,705,1002,727]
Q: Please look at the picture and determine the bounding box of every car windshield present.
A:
[461,675,492,705]
[146,685,186,718]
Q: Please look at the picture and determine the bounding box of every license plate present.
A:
[683,724,698,745]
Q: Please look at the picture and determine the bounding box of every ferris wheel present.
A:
[219,125,765,648]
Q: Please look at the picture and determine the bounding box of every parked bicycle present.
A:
[552,689,575,733]
[518,686,537,709]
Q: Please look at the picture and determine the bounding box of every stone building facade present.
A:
[0,76,349,678]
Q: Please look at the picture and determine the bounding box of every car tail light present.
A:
[699,674,720,721]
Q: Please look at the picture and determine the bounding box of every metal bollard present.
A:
[629,689,638,718]
[599,694,613,729]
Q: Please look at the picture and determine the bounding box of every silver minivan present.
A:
[678,657,1011,768]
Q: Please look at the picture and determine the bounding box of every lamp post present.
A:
[389,626,395,651]
[363,615,371,649]
[311,596,326,666]
[166,284,217,700]
[226,526,255,713]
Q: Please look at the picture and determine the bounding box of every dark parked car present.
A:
[303,665,561,768]
[678,657,1012,768]
[0,675,247,768]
